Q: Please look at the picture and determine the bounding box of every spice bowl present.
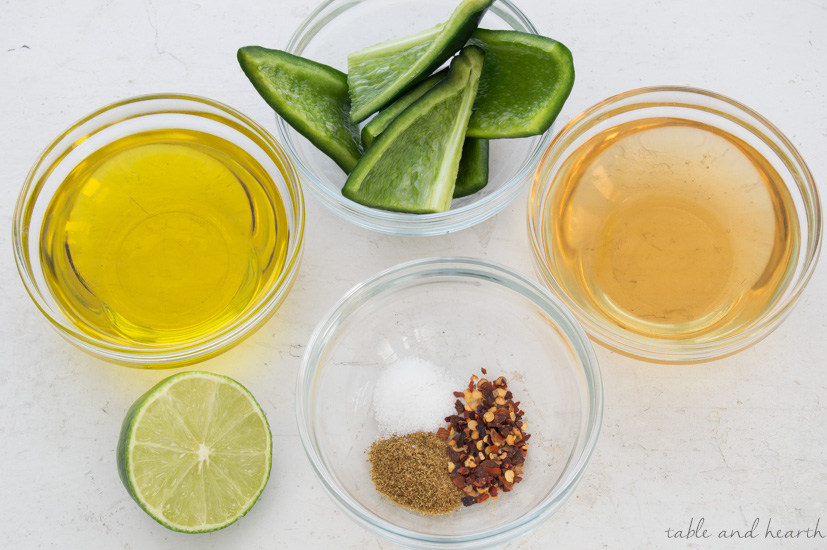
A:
[296,257,603,548]
[279,0,552,236]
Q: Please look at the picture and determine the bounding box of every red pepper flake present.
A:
[435,427,450,441]
[443,372,529,507]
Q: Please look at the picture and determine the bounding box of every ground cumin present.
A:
[367,431,460,515]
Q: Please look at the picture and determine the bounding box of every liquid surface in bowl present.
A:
[546,117,799,341]
[40,128,289,344]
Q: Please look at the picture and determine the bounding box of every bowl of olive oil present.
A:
[529,87,821,363]
[14,94,304,367]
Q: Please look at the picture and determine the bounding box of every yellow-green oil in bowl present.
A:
[40,128,290,346]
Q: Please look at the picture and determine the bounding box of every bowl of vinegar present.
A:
[529,86,821,363]
[13,94,304,367]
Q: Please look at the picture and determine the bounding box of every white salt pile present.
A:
[373,357,460,435]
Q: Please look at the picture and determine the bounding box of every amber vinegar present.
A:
[40,128,289,345]
[546,118,799,342]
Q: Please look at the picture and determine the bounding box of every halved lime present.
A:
[117,371,272,533]
[466,29,575,138]
[342,46,485,213]
[237,46,361,173]
[347,0,493,123]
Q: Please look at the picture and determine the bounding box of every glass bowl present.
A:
[296,257,603,548]
[279,0,553,236]
[13,94,305,368]
[529,86,822,363]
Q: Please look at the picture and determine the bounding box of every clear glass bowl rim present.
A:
[12,93,306,367]
[295,256,603,547]
[528,85,823,363]
[279,0,553,236]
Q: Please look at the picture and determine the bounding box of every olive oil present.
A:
[546,118,799,342]
[40,129,289,345]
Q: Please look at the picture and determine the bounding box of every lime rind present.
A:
[343,46,485,213]
[237,46,362,173]
[347,0,493,123]
[117,371,272,533]
[466,29,575,138]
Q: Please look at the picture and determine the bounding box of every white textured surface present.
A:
[1,0,825,548]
